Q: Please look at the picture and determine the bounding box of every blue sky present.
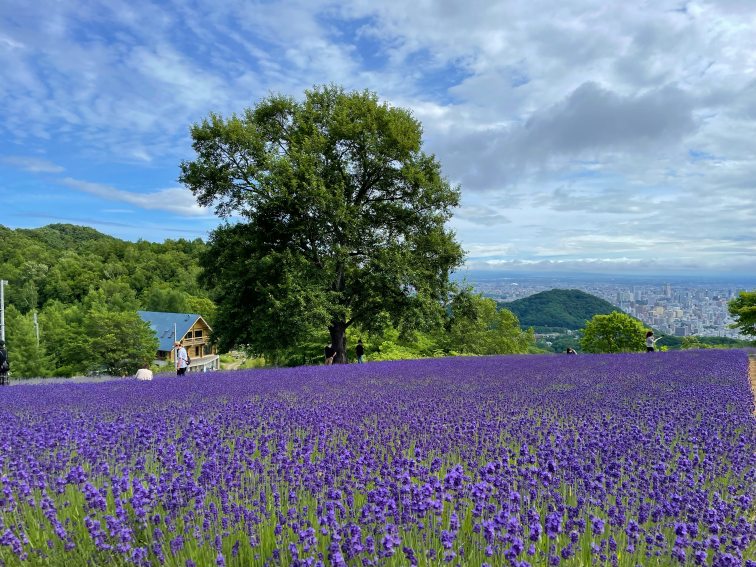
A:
[1,0,755,275]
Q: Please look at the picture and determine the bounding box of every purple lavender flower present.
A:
[591,516,605,535]
[0,350,751,567]
[545,512,562,538]
[402,546,418,566]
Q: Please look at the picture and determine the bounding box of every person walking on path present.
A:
[175,341,189,375]
[355,339,365,363]
[0,340,9,385]
[645,331,661,352]
[324,343,336,365]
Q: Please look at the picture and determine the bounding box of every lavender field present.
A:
[0,350,754,566]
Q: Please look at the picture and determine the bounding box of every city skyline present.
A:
[1,1,755,276]
[471,274,752,339]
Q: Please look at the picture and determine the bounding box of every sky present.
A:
[1,0,755,277]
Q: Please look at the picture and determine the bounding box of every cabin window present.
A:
[194,329,203,338]
[195,346,200,357]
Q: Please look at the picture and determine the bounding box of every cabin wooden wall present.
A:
[165,318,216,360]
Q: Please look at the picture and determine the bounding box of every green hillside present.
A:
[499,289,619,330]
[0,224,212,377]
[0,223,208,311]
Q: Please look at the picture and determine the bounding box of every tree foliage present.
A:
[0,224,212,377]
[4,305,52,378]
[580,312,646,353]
[285,293,537,364]
[442,292,535,355]
[728,290,756,337]
[83,309,159,376]
[180,85,464,361]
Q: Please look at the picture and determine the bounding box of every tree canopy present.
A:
[442,292,535,355]
[580,312,647,353]
[728,290,756,337]
[180,85,464,361]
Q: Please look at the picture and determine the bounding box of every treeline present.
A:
[1,224,538,377]
[0,224,214,377]
[263,291,538,366]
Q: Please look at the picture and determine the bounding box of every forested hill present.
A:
[0,224,211,377]
[0,224,207,313]
[499,289,619,330]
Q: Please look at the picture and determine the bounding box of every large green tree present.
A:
[580,312,646,353]
[728,290,756,337]
[83,309,158,376]
[4,305,52,378]
[39,301,91,377]
[180,85,464,362]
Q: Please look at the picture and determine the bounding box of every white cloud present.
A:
[61,177,209,217]
[0,34,24,49]
[0,0,754,272]
[465,243,517,258]
[455,206,511,226]
[465,255,756,275]
[1,156,65,173]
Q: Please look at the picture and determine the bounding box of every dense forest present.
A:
[0,224,214,377]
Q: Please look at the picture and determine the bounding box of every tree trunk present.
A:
[329,322,348,364]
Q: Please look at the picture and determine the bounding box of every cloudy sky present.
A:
[1,0,755,276]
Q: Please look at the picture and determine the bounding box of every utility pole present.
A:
[0,280,6,387]
[0,279,6,343]
[33,311,39,347]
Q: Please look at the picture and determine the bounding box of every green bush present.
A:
[581,312,646,353]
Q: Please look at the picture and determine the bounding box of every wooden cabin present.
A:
[137,311,219,372]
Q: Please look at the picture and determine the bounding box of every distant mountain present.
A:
[499,289,619,330]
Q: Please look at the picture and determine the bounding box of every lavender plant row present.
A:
[0,350,754,566]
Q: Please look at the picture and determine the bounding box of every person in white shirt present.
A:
[135,364,153,381]
[175,341,189,375]
[645,331,661,352]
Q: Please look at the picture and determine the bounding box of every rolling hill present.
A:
[498,288,620,330]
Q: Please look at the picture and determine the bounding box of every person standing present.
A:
[0,340,9,385]
[175,341,189,375]
[645,331,660,352]
[355,339,365,363]
[324,343,336,365]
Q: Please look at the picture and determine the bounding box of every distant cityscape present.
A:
[465,272,754,339]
